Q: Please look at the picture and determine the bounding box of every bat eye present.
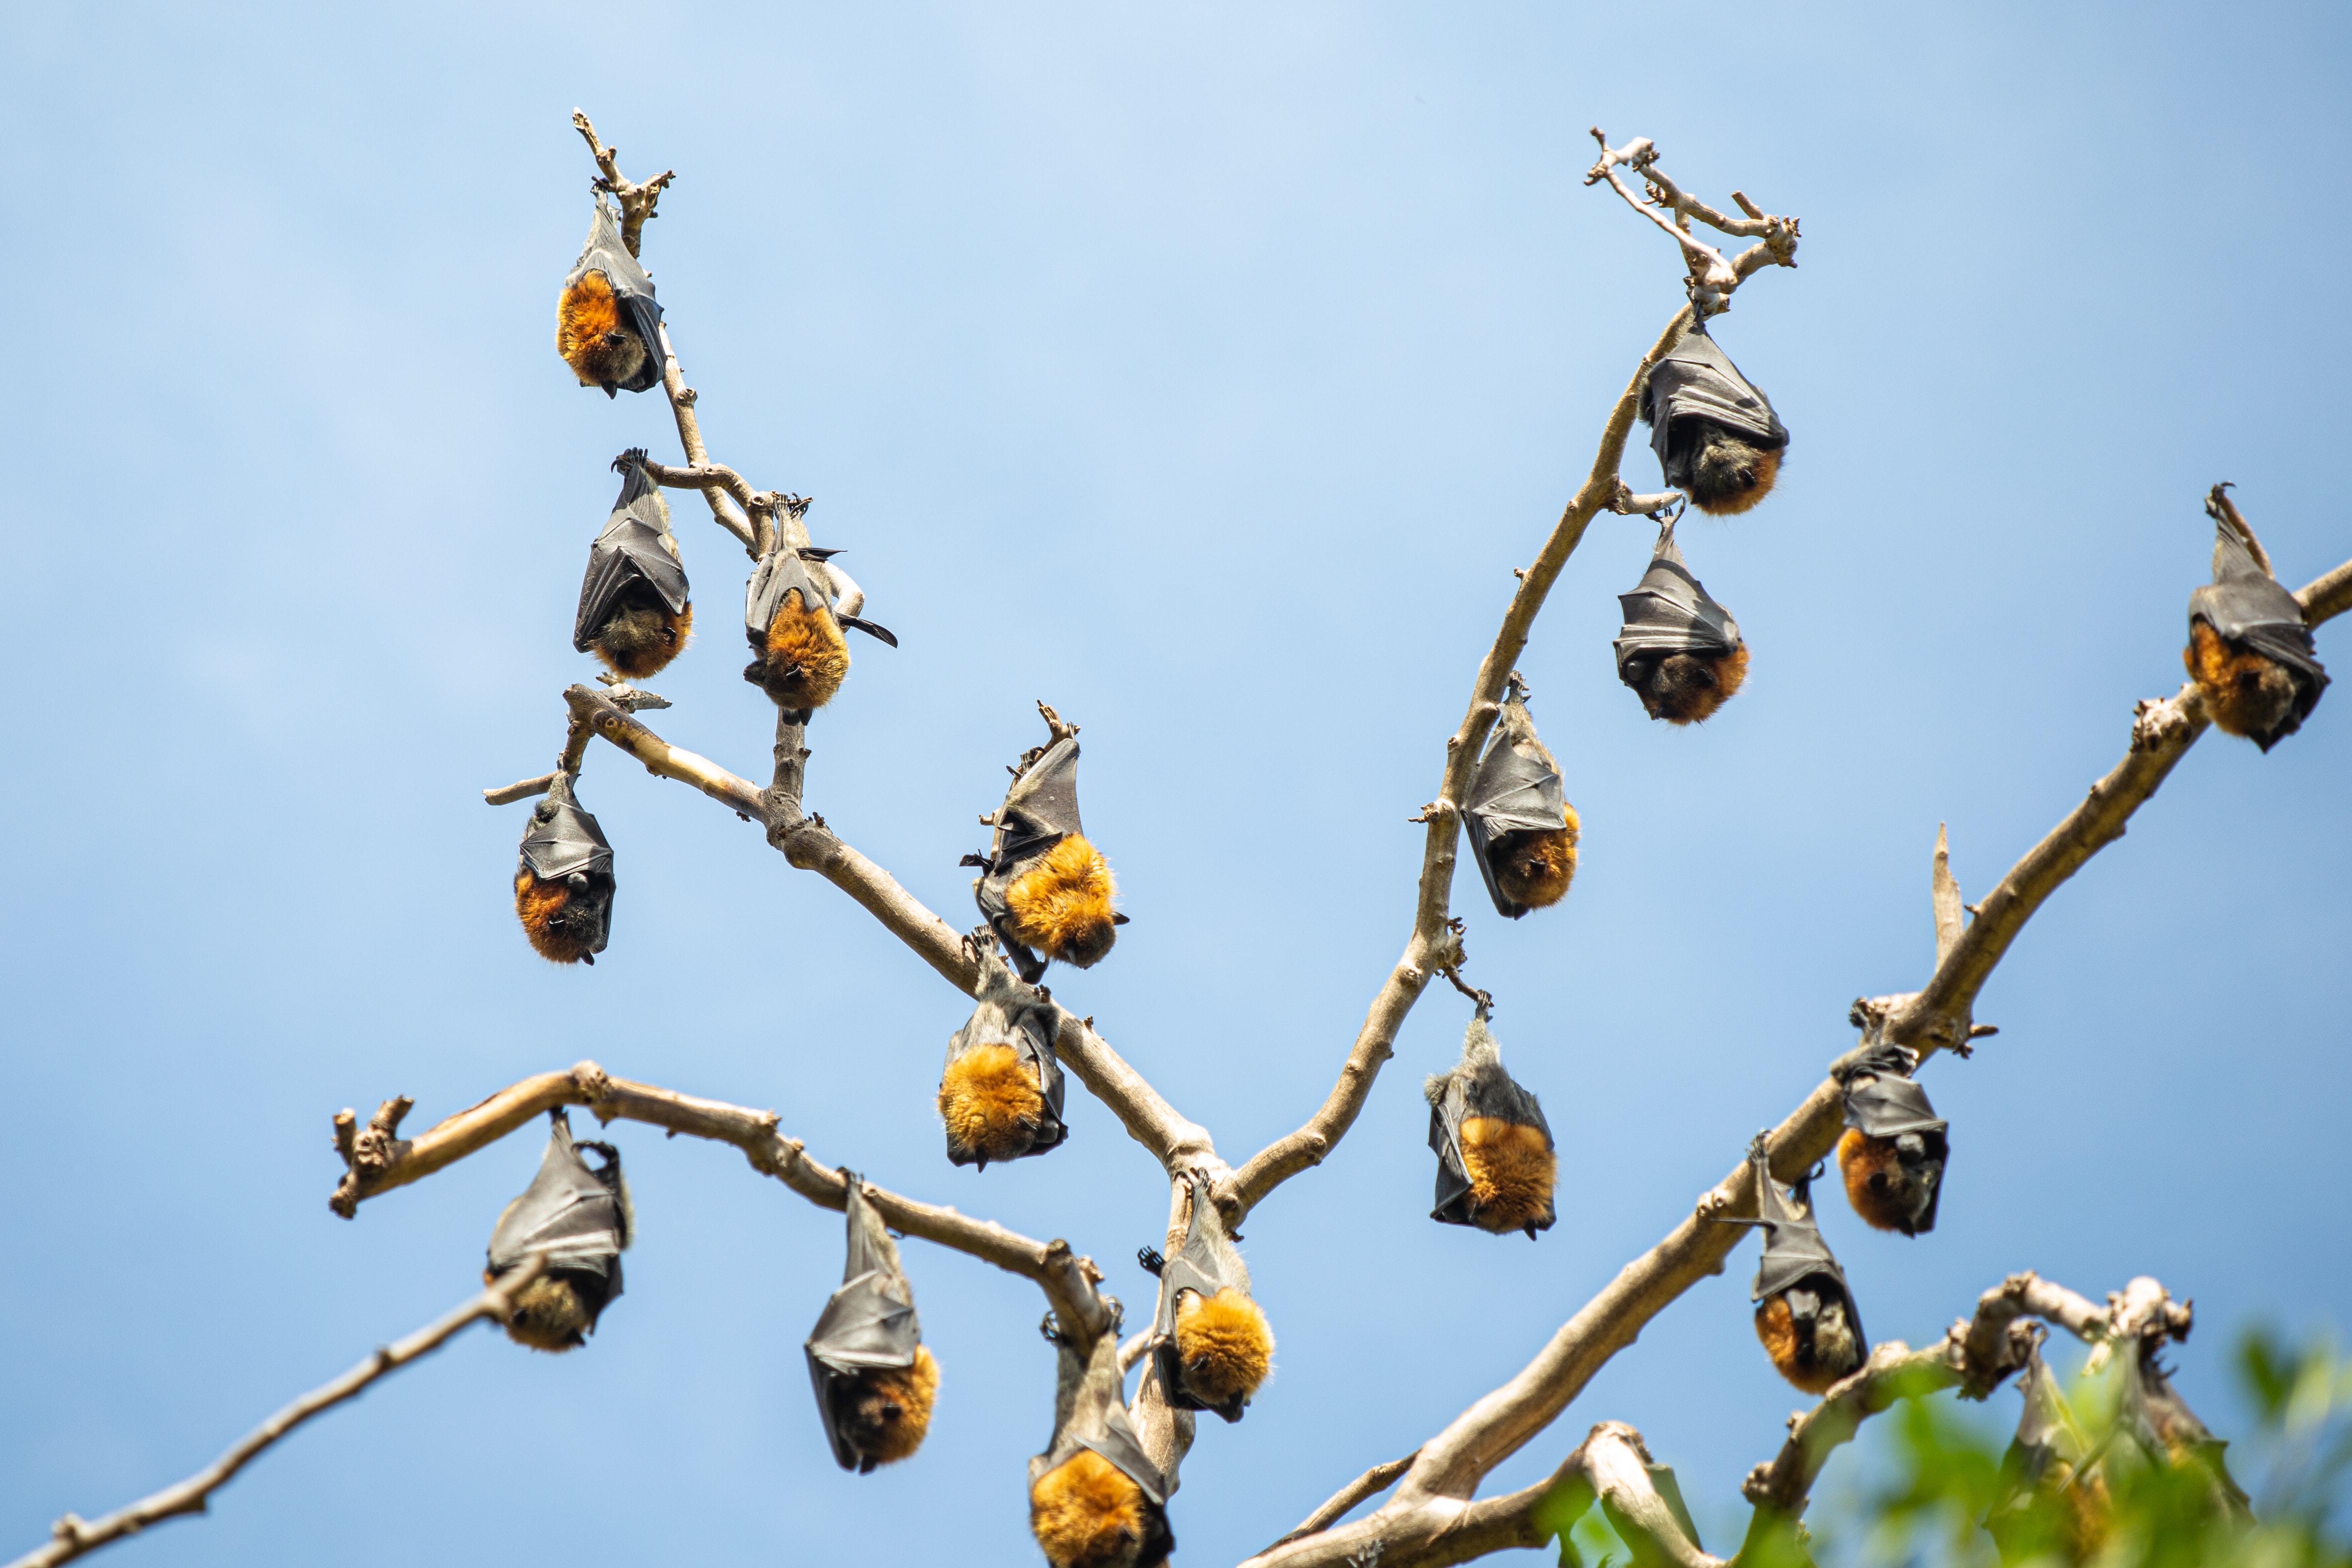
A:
[567,873,590,892]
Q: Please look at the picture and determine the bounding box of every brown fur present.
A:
[1639,642,1749,725]
[835,1346,939,1466]
[1031,1450,1154,1568]
[590,595,693,680]
[1754,1291,1862,1395]
[2185,620,2298,742]
[939,1044,1048,1164]
[1004,836,1119,968]
[514,870,595,964]
[1838,1128,1934,1234]
[1457,1116,1557,1234]
[758,589,851,710]
[494,1270,594,1352]
[1688,434,1782,515]
[1491,819,1580,911]
[557,272,648,389]
[1174,1287,1274,1407]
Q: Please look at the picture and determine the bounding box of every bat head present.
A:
[1673,421,1783,515]
[1754,1282,1864,1394]
[1031,1450,1164,1568]
[828,1347,939,1469]
[1003,835,1119,969]
[1622,644,1749,724]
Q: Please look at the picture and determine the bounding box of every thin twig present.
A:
[1271,1452,1421,1550]
[4,1255,550,1568]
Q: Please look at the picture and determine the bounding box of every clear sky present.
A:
[3,4,2347,1565]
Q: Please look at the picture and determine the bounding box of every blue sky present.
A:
[3,4,2347,1565]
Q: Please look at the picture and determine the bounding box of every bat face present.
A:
[826,1346,938,1469]
[1670,422,1784,515]
[753,588,851,710]
[558,197,664,396]
[1641,326,1789,516]
[2186,620,2302,746]
[486,1114,628,1350]
[1615,526,1746,724]
[1172,1288,1273,1411]
[1426,1019,1557,1238]
[1754,1284,1863,1394]
[587,589,693,678]
[1621,644,1749,725]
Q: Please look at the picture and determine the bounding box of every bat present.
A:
[965,719,1125,983]
[1136,1169,1273,1423]
[574,448,692,679]
[1462,676,1580,919]
[1424,1013,1556,1239]
[1029,1308,1175,1568]
[2185,488,2327,750]
[1639,323,1789,515]
[1719,1134,1866,1394]
[805,1173,939,1472]
[742,529,896,720]
[1987,1344,2107,1564]
[483,1109,630,1352]
[513,774,615,965]
[939,938,1070,1169]
[557,194,664,397]
[1614,517,1748,725]
[1834,1043,1949,1236]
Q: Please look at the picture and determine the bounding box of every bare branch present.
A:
[1930,823,1964,967]
[559,682,1218,1170]
[631,453,778,557]
[482,773,554,806]
[324,1060,1112,1340]
[1585,131,1799,314]
[1271,1452,1421,1551]
[1884,553,2352,1059]
[570,109,673,256]
[5,1255,551,1568]
[1225,305,1696,1222]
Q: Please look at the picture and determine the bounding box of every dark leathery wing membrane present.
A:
[1987,1344,2097,1563]
[485,1110,630,1348]
[1424,1015,1557,1239]
[938,940,1069,1168]
[1462,679,1578,920]
[573,448,690,666]
[805,1174,933,1473]
[1613,518,1747,724]
[1028,1311,1175,1568]
[515,773,616,963]
[2187,511,2328,750]
[561,195,664,396]
[1639,323,1788,512]
[1836,1043,1951,1236]
[1147,1169,1268,1423]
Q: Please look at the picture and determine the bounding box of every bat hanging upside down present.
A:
[556,195,664,397]
[1640,324,1791,516]
[2183,484,2328,750]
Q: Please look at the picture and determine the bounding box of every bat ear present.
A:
[1111,913,1132,927]
[603,384,618,400]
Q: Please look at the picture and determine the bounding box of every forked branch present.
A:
[1586,131,1800,314]
[3,1255,551,1568]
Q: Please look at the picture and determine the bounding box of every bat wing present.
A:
[2191,525,2329,688]
[1641,326,1787,472]
[518,777,614,882]
[996,736,1085,867]
[574,458,689,649]
[486,1113,625,1278]
[1044,1321,1174,1508]
[1843,1074,1946,1141]
[1613,551,1741,672]
[565,197,665,394]
[942,949,1070,1164]
[1427,1064,1553,1228]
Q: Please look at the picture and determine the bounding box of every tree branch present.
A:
[3,1255,551,1568]
[1223,305,1696,1222]
[1880,556,2352,1059]
[1584,132,1799,314]
[324,1060,1113,1340]
[570,109,672,257]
